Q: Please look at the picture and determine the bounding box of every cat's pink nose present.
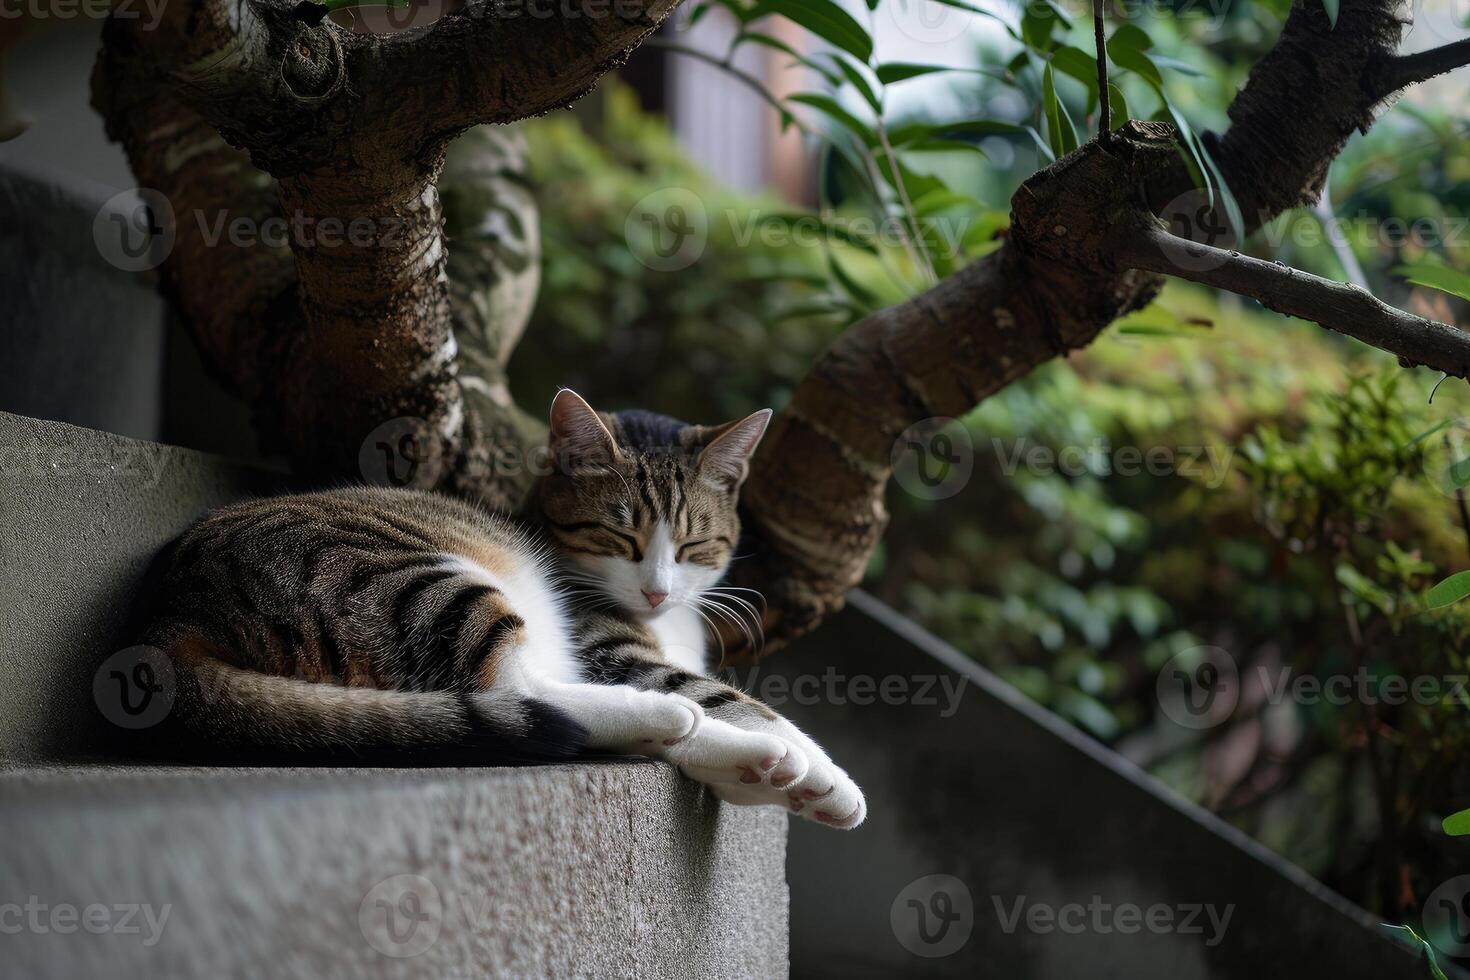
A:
[641,590,667,609]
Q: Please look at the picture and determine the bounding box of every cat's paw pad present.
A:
[787,766,865,829]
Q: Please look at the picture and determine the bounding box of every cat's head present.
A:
[534,389,771,619]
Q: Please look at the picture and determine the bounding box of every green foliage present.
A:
[874,310,1470,914]
[513,84,841,423]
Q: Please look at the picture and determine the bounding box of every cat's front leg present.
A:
[627,670,866,829]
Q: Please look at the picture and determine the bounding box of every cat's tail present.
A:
[136,625,587,764]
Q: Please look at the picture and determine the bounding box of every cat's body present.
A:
[137,392,865,828]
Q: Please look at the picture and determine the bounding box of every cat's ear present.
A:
[549,389,621,474]
[698,409,772,490]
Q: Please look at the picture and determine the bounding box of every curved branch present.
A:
[1117,226,1470,377]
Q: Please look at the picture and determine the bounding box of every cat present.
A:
[137,389,865,828]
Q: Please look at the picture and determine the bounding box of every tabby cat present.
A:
[140,390,865,828]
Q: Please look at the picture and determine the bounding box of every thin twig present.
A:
[1118,224,1470,379]
[1093,0,1112,142]
[645,38,807,132]
[876,121,938,285]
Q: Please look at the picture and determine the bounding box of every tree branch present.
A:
[1371,38,1470,100]
[396,0,683,133]
[1116,225,1470,378]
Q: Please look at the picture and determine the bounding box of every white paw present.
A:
[781,751,866,830]
[609,691,702,753]
[664,717,791,786]
[687,718,866,830]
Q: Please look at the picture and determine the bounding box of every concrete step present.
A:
[0,762,787,978]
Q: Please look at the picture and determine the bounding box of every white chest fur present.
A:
[650,605,710,676]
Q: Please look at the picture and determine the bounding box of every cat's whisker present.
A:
[706,590,762,630]
[709,586,768,618]
[704,589,763,628]
[695,596,757,654]
[690,603,727,660]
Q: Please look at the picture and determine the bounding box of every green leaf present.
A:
[734,32,842,86]
[826,251,879,310]
[1404,419,1457,448]
[1154,89,1244,242]
[1021,0,1069,51]
[1151,55,1207,77]
[1107,83,1130,130]
[1427,570,1470,609]
[877,62,949,84]
[1108,23,1155,53]
[827,54,882,113]
[929,0,1021,37]
[684,2,712,28]
[754,212,880,253]
[1393,262,1470,302]
[1444,808,1470,836]
[1115,309,1212,337]
[911,188,987,216]
[1108,41,1163,87]
[749,0,873,65]
[1322,0,1340,27]
[903,138,990,158]
[1049,45,1100,111]
[788,93,877,145]
[890,118,1054,163]
[1041,64,1078,157]
[1449,456,1470,488]
[875,62,1012,85]
[1379,925,1448,980]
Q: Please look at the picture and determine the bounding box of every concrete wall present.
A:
[0,162,165,441]
[763,594,1428,978]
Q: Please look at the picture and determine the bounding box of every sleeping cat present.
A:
[139,390,865,828]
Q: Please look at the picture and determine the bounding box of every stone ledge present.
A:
[0,760,789,979]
